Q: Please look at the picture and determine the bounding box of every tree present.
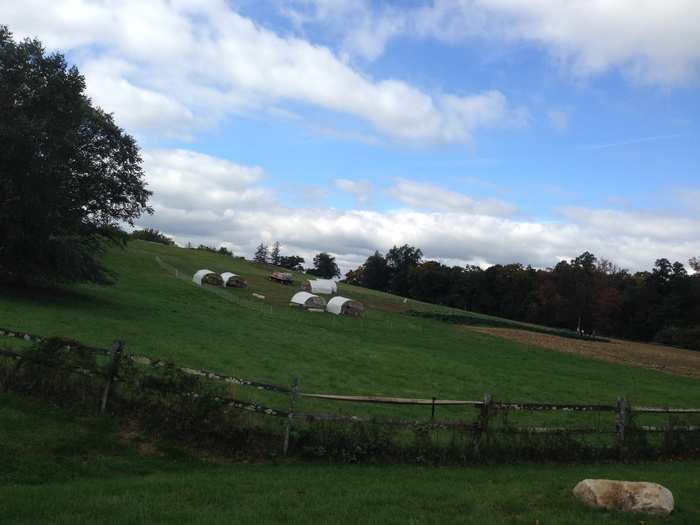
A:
[362,251,390,291]
[307,252,340,279]
[253,243,268,263]
[386,244,422,295]
[0,27,151,285]
[270,241,281,266]
[689,257,699,273]
[278,255,305,271]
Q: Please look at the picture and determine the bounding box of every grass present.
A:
[2,241,700,522]
[2,392,700,525]
[1,240,699,416]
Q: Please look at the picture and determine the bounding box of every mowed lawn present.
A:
[2,393,700,525]
[1,240,699,414]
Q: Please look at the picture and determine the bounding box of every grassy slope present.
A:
[1,240,698,413]
[2,393,700,525]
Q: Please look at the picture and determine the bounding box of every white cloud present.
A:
[471,0,700,85]
[137,149,700,273]
[334,179,374,204]
[82,59,197,138]
[388,179,518,216]
[287,0,700,86]
[142,149,271,212]
[2,0,523,143]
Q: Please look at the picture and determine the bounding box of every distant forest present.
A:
[345,246,700,350]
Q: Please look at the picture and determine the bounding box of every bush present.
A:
[654,326,700,351]
[130,228,175,245]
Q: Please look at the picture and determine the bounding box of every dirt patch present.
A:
[466,326,700,380]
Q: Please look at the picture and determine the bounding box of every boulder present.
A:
[573,479,674,516]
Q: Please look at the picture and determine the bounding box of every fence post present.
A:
[615,396,627,458]
[473,392,492,456]
[100,340,124,414]
[282,376,299,455]
[431,397,436,422]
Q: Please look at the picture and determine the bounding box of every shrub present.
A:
[654,326,700,351]
[130,228,175,245]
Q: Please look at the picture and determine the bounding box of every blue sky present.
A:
[4,0,699,271]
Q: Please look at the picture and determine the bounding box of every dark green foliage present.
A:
[654,326,700,351]
[193,244,232,256]
[278,255,305,271]
[345,250,389,290]
[130,229,175,246]
[270,241,281,266]
[0,341,277,458]
[349,247,700,349]
[253,242,268,263]
[1,338,105,406]
[0,27,151,286]
[306,252,340,278]
[407,311,609,342]
[386,244,422,295]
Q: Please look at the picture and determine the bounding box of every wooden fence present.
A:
[2,327,700,456]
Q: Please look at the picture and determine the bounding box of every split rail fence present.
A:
[2,327,700,456]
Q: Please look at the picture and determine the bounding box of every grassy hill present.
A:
[2,240,699,412]
[3,240,700,523]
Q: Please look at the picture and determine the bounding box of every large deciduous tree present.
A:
[0,27,152,285]
[307,252,340,279]
[386,244,422,296]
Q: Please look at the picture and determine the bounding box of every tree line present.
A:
[253,241,340,279]
[127,231,342,279]
[345,246,700,350]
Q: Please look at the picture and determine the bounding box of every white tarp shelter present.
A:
[303,279,337,295]
[290,291,326,310]
[192,269,223,286]
[220,272,247,288]
[326,296,364,316]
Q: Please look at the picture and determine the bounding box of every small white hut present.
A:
[326,296,364,317]
[192,269,224,286]
[290,291,326,311]
[303,279,337,295]
[220,272,247,288]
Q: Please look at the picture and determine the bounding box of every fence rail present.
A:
[2,326,700,456]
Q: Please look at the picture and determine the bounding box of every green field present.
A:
[2,393,700,525]
[2,240,700,523]
[2,240,699,408]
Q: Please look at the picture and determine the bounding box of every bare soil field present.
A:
[467,326,700,380]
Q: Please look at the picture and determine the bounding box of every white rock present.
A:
[573,479,674,516]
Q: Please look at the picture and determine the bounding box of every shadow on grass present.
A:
[0,282,115,310]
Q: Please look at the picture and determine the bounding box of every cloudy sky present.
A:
[5,0,700,271]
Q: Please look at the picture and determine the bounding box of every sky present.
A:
[3,0,700,272]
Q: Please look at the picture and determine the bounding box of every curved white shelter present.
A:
[303,279,337,295]
[326,296,364,316]
[290,291,326,310]
[221,272,247,288]
[192,269,223,286]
